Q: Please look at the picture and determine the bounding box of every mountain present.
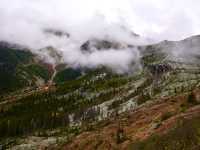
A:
[80,38,131,53]
[0,42,54,95]
[0,35,200,149]
[0,42,84,95]
[0,42,47,93]
[43,28,70,38]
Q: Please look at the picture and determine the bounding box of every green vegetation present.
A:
[23,64,51,82]
[137,91,151,105]
[56,69,128,95]
[187,92,198,105]
[0,45,52,94]
[54,68,82,83]
[1,40,200,149]
[180,103,187,113]
[0,46,33,65]
[141,46,166,66]
[0,69,130,141]
[116,126,126,144]
[161,111,174,121]
[0,46,33,93]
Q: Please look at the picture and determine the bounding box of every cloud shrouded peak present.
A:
[0,0,200,73]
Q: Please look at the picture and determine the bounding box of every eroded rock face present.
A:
[147,64,172,76]
[39,46,63,65]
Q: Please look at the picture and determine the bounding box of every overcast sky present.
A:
[1,0,200,42]
[0,0,200,73]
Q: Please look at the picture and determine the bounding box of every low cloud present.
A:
[0,0,200,73]
[62,47,141,74]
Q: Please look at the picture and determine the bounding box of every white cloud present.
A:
[0,0,200,72]
[1,0,200,42]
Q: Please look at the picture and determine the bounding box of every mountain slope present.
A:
[0,35,200,149]
[0,42,53,95]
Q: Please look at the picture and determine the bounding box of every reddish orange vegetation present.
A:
[62,89,200,150]
[38,61,55,76]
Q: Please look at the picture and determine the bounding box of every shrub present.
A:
[161,112,173,121]
[137,92,151,105]
[116,126,126,144]
[187,92,198,105]
[180,103,187,113]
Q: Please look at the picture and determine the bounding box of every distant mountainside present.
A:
[0,35,200,149]
[0,42,53,94]
[0,42,84,94]
[0,34,200,99]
